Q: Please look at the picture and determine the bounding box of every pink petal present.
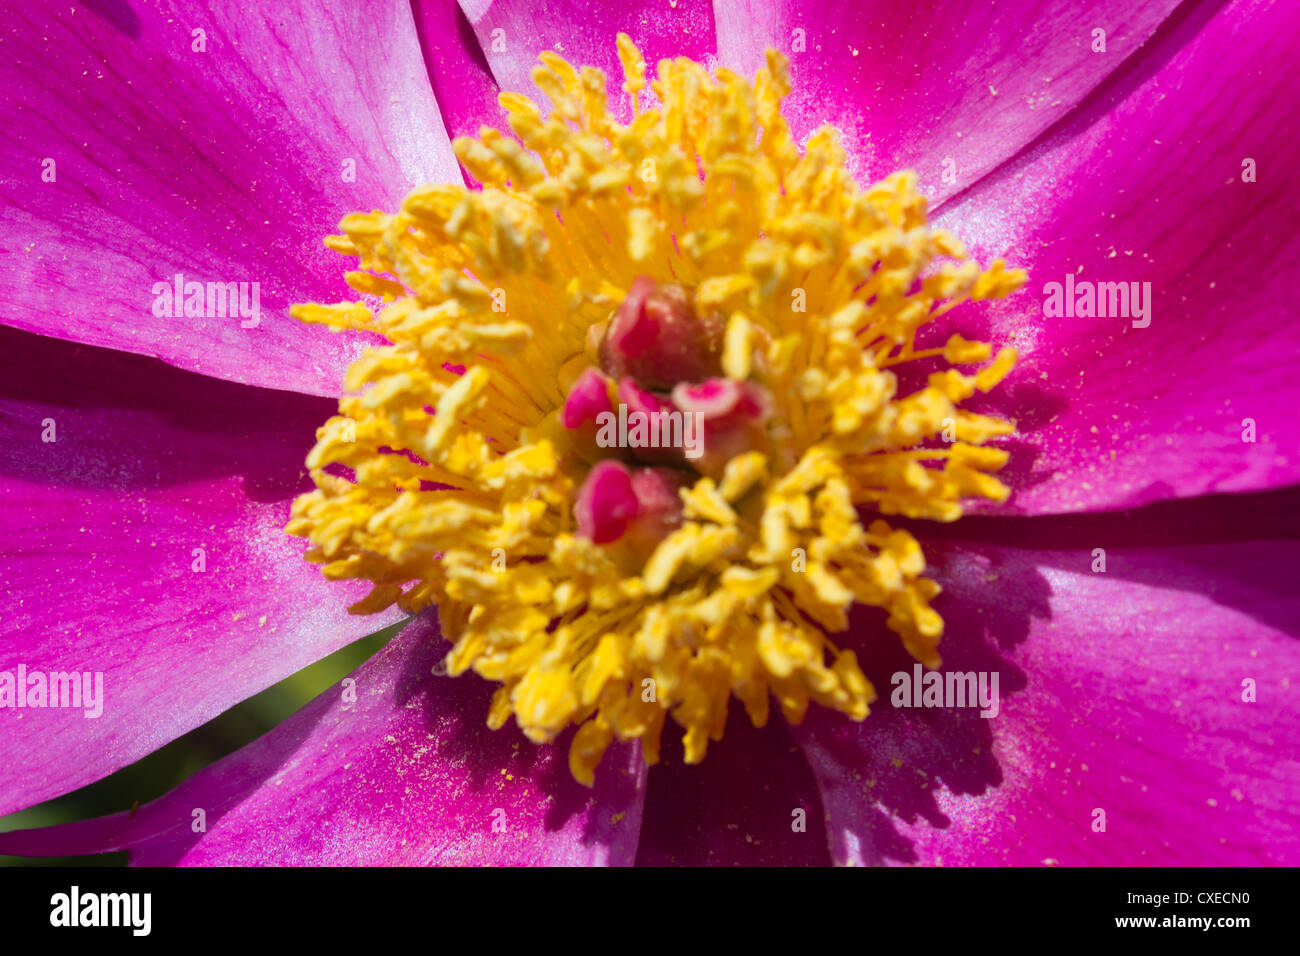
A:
[0,328,402,816]
[1,1,460,397]
[636,707,830,865]
[0,614,648,865]
[458,0,716,112]
[794,513,1300,865]
[935,0,1300,514]
[712,0,1179,197]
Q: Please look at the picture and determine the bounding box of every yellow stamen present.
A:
[287,38,1026,784]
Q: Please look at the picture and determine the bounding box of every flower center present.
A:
[286,38,1025,784]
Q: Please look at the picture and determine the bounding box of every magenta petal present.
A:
[712,0,1178,197]
[0,615,648,865]
[0,328,402,816]
[636,707,830,865]
[936,0,1300,514]
[410,0,503,142]
[458,0,716,111]
[1,1,460,396]
[794,533,1300,865]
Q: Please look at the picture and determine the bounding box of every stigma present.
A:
[286,38,1025,784]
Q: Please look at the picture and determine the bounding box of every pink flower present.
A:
[1,0,1297,866]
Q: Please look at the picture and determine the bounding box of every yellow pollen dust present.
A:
[286,38,1025,785]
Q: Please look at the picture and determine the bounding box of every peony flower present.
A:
[1,0,1296,867]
